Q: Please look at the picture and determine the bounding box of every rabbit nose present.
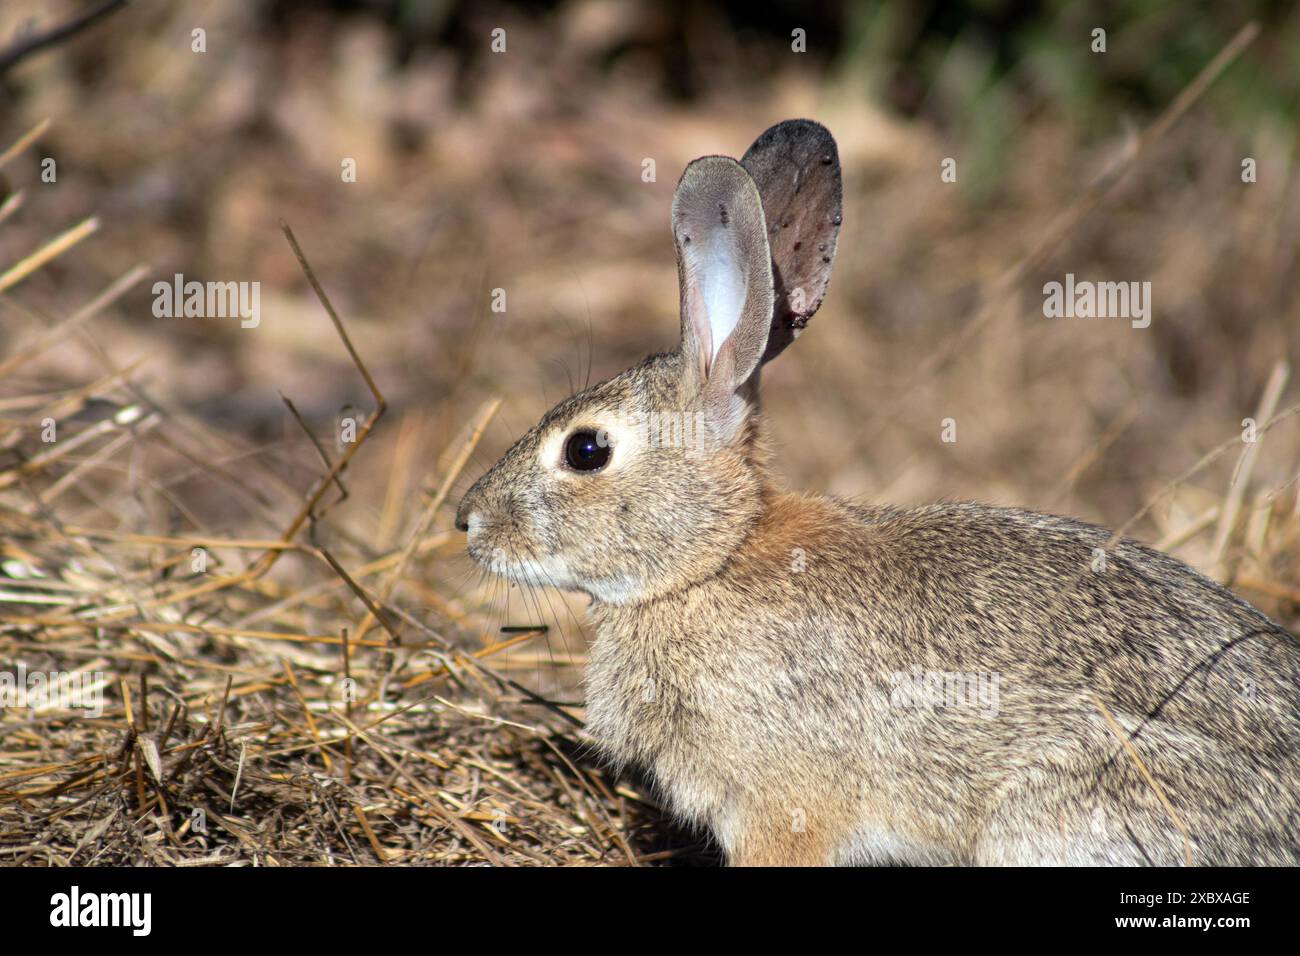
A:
[454,497,472,533]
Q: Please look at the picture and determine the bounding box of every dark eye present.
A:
[564,429,610,471]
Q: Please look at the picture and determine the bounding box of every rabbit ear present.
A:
[672,156,774,422]
[740,119,842,365]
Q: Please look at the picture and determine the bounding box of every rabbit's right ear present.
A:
[672,156,774,438]
[741,119,842,365]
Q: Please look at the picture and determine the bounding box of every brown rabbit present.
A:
[456,120,1300,866]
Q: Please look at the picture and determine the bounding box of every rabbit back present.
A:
[585,495,1300,865]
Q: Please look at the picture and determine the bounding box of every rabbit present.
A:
[455,119,1300,866]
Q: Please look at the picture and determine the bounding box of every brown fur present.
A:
[456,122,1300,866]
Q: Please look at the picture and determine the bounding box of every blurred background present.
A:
[2,0,1300,648]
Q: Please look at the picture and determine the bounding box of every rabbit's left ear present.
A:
[741,119,842,365]
[672,155,774,429]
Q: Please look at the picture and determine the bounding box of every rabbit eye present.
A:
[564,429,610,471]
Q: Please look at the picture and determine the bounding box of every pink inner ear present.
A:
[673,154,775,392]
[682,226,746,381]
[684,269,714,377]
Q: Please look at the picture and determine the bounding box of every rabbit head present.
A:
[456,120,842,605]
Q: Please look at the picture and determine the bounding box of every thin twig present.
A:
[0,0,130,75]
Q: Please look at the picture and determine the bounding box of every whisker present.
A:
[520,540,589,661]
